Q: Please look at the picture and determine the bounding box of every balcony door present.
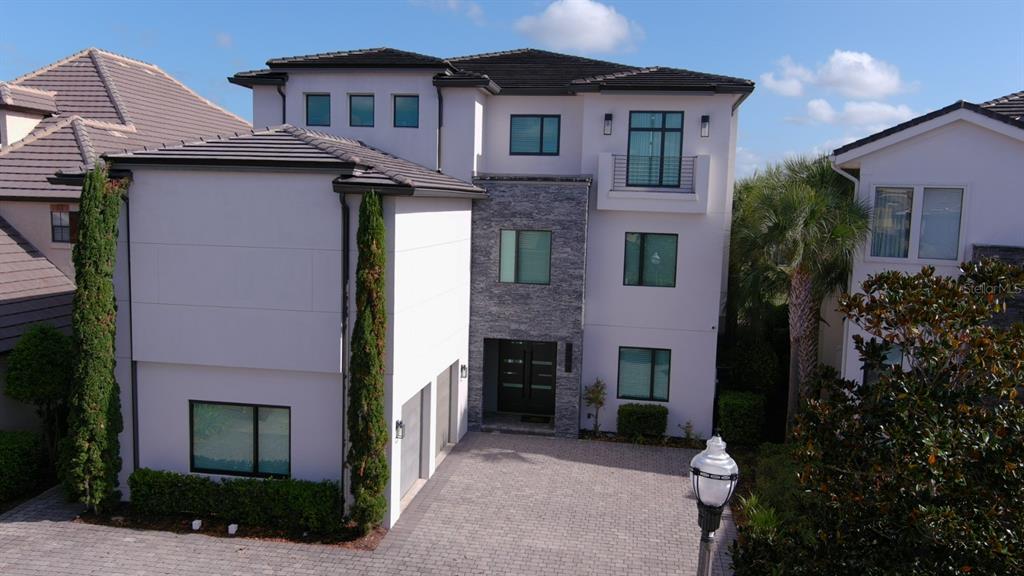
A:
[497,340,556,415]
[627,111,684,187]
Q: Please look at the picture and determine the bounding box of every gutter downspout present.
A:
[120,188,139,473]
[830,155,859,188]
[829,155,860,381]
[277,85,287,124]
[435,87,443,171]
[339,191,351,506]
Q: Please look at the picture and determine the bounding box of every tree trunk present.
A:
[785,268,818,435]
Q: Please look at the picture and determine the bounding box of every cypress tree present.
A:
[346,190,389,534]
[63,164,124,512]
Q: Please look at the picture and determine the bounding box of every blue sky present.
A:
[3,0,1022,176]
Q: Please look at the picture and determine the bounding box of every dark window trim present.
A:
[616,346,671,402]
[50,207,78,243]
[509,114,561,156]
[305,93,331,127]
[349,94,375,127]
[392,94,419,128]
[499,229,552,285]
[189,399,292,479]
[623,232,678,287]
[625,111,685,188]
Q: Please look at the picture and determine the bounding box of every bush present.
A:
[0,431,43,504]
[128,468,343,536]
[720,338,779,394]
[717,391,765,446]
[749,443,802,526]
[617,403,668,439]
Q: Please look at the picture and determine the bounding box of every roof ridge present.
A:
[0,81,58,98]
[8,48,95,84]
[267,47,387,64]
[69,117,97,169]
[980,89,1024,107]
[571,66,657,84]
[449,47,629,68]
[89,49,133,126]
[0,115,76,157]
[125,58,251,127]
[78,117,138,133]
[447,48,535,61]
[283,125,419,186]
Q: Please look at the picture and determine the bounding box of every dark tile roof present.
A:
[0,82,58,114]
[266,47,447,69]
[981,90,1024,121]
[106,125,485,196]
[0,215,74,353]
[833,98,1024,157]
[1,48,251,200]
[231,47,754,95]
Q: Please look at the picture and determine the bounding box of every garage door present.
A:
[400,390,423,497]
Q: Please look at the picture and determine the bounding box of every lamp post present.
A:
[690,435,739,576]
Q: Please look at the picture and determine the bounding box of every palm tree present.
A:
[732,155,870,431]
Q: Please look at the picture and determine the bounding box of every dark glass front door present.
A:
[497,340,556,415]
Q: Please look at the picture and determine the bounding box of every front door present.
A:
[497,340,556,415]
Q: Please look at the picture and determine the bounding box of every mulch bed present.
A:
[579,429,706,450]
[75,503,386,550]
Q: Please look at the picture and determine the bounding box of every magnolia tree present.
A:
[734,260,1024,575]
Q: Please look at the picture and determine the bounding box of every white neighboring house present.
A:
[109,47,752,527]
[823,92,1024,382]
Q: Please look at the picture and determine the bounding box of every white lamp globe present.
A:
[690,435,739,508]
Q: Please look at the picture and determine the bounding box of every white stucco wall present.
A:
[439,87,486,182]
[0,200,77,278]
[478,95,584,176]
[0,110,45,147]
[830,117,1024,381]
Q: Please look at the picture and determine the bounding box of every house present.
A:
[823,91,1024,382]
[0,48,250,428]
[106,47,752,527]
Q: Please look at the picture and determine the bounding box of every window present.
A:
[862,342,903,387]
[627,111,684,187]
[509,115,560,155]
[918,187,963,260]
[305,94,330,126]
[870,186,964,260]
[624,232,677,287]
[50,207,79,243]
[349,94,374,127]
[871,187,913,258]
[617,347,670,401]
[393,95,419,128]
[499,230,551,284]
[190,401,290,477]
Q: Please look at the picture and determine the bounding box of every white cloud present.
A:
[760,50,906,100]
[735,146,765,179]
[817,50,904,99]
[515,0,643,54]
[410,0,485,25]
[215,32,233,48]
[804,99,913,129]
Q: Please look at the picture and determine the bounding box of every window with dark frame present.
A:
[617,347,671,401]
[349,94,374,127]
[189,400,290,478]
[393,95,419,128]
[499,229,551,284]
[509,115,560,155]
[627,111,684,187]
[624,232,677,287]
[305,94,330,126]
[50,207,79,243]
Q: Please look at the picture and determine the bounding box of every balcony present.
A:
[596,153,710,213]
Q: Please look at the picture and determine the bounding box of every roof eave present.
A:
[227,74,288,88]
[332,178,485,198]
[105,155,348,171]
[0,103,58,115]
[433,77,501,94]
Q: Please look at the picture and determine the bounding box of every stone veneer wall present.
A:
[468,178,591,438]
[973,244,1024,327]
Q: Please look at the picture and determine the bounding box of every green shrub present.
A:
[750,443,803,526]
[128,468,342,536]
[617,403,668,439]
[718,390,765,446]
[720,338,779,394]
[0,431,43,504]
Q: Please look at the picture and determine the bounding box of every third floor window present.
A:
[393,95,419,128]
[350,94,374,127]
[627,112,684,187]
[305,94,330,126]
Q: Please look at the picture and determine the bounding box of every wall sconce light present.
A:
[701,115,710,138]
[603,113,613,136]
[460,364,468,379]
[395,420,405,440]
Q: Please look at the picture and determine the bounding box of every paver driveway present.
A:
[0,432,736,575]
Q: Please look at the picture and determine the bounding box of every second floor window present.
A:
[624,232,677,287]
[350,94,374,127]
[393,95,419,128]
[509,115,560,155]
[871,186,963,260]
[500,230,551,284]
[628,111,684,187]
[305,94,330,126]
[51,206,79,243]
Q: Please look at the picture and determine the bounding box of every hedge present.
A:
[718,390,765,446]
[0,431,43,504]
[128,468,343,536]
[617,403,668,439]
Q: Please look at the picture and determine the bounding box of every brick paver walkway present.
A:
[0,432,736,575]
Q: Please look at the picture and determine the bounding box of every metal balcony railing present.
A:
[612,155,696,193]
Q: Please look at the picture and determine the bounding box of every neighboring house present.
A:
[823,92,1024,382]
[0,48,250,427]
[105,47,751,527]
